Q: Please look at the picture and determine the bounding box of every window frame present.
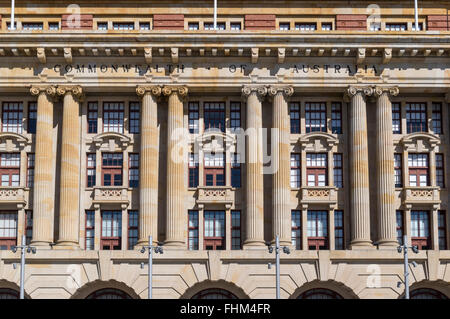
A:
[334,210,344,250]
[231,210,241,250]
[431,102,442,135]
[333,153,343,188]
[410,210,431,250]
[85,210,95,250]
[230,102,241,132]
[0,153,20,187]
[129,102,140,134]
[188,210,199,250]
[394,153,403,188]
[291,210,301,250]
[438,210,447,250]
[188,102,199,134]
[204,153,225,187]
[331,102,342,134]
[102,102,124,133]
[305,102,327,133]
[289,102,300,134]
[25,210,32,245]
[128,153,139,188]
[27,101,37,134]
[100,210,122,250]
[396,210,404,245]
[392,102,401,134]
[0,211,18,250]
[188,153,199,188]
[101,153,123,187]
[307,210,328,250]
[26,153,35,188]
[436,153,445,188]
[2,102,23,134]
[127,210,138,250]
[204,102,226,133]
[231,153,241,188]
[406,102,427,134]
[306,153,328,187]
[203,210,225,250]
[290,153,301,188]
[86,153,96,188]
[408,153,429,187]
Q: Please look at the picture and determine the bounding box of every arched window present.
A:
[86,288,132,299]
[192,288,238,299]
[297,288,343,299]
[0,288,20,299]
[410,288,448,299]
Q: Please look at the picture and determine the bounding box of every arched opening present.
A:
[191,288,238,300]
[297,288,343,299]
[0,288,20,299]
[86,288,132,299]
[410,288,448,299]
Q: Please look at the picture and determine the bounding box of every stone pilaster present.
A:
[136,86,162,247]
[374,86,400,247]
[268,85,294,246]
[55,86,83,248]
[29,85,58,247]
[242,85,267,248]
[163,86,188,248]
[346,86,373,248]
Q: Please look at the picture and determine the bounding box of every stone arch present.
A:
[70,279,140,299]
[179,280,249,299]
[0,279,31,299]
[398,280,450,299]
[289,280,359,299]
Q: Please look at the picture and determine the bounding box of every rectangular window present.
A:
[204,22,225,30]
[0,153,20,187]
[289,103,300,134]
[128,210,138,250]
[305,102,326,133]
[2,102,23,133]
[412,23,424,31]
[290,153,301,188]
[438,211,447,250]
[334,210,344,250]
[139,22,150,30]
[101,211,122,250]
[386,23,407,31]
[432,103,442,134]
[188,102,199,134]
[0,212,17,250]
[188,153,199,188]
[231,22,242,30]
[102,153,123,186]
[188,210,199,250]
[295,23,317,31]
[406,103,427,133]
[129,153,139,188]
[396,210,404,245]
[87,102,98,134]
[231,153,241,188]
[188,22,199,30]
[306,153,327,186]
[394,153,403,188]
[436,153,445,188]
[97,22,108,30]
[204,102,225,132]
[279,22,290,30]
[411,210,430,250]
[230,102,241,132]
[291,210,301,250]
[331,102,342,134]
[333,153,343,188]
[408,154,429,187]
[113,22,134,30]
[22,22,43,30]
[129,102,140,134]
[25,210,32,245]
[103,102,124,133]
[85,210,95,250]
[87,153,96,188]
[204,211,225,250]
[204,153,225,186]
[231,211,241,250]
[307,211,328,250]
[321,23,332,31]
[370,23,381,31]
[28,102,37,134]
[48,22,59,31]
[392,103,401,134]
[27,153,35,188]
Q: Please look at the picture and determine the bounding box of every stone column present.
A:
[163,86,188,248]
[268,85,293,246]
[242,85,267,248]
[29,86,57,246]
[346,86,373,248]
[136,86,162,247]
[374,86,399,247]
[55,86,83,248]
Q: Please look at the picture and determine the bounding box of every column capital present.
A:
[162,85,188,98]
[373,86,399,98]
[346,86,374,98]
[136,85,162,97]
[267,85,294,99]
[242,85,268,102]
[56,85,84,102]
[30,85,58,98]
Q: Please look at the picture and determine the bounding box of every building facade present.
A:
[0,0,449,299]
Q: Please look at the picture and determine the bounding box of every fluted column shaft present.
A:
[347,86,373,248]
[136,86,161,246]
[375,87,400,247]
[269,86,293,246]
[56,86,83,247]
[242,86,267,248]
[30,86,57,246]
[163,86,188,248]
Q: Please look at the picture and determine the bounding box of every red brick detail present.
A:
[153,14,184,30]
[244,14,276,30]
[336,14,367,30]
[427,15,450,31]
[61,14,93,30]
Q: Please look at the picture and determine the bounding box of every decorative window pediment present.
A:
[194,130,235,153]
[298,132,338,152]
[0,132,30,151]
[91,132,132,151]
[400,132,440,152]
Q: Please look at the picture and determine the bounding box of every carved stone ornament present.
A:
[241,85,268,102]
[267,85,294,98]
[162,86,188,100]
[56,85,84,102]
[374,86,399,97]
[346,86,374,99]
[30,85,58,100]
[136,85,162,97]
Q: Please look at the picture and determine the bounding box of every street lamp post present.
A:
[140,235,163,299]
[267,235,290,299]
[397,234,419,299]
[11,234,36,299]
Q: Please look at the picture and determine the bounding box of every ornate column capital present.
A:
[162,86,188,100]
[136,85,162,97]
[267,85,294,99]
[56,85,84,102]
[30,85,58,99]
[373,86,399,98]
[241,85,268,102]
[344,86,374,102]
